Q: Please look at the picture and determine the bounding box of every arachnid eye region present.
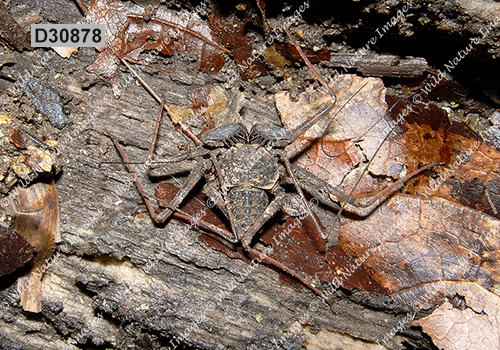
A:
[201,123,292,148]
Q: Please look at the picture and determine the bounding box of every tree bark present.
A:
[1,1,499,349]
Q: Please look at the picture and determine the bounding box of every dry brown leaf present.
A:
[275,75,500,303]
[384,77,500,220]
[85,0,227,83]
[338,195,500,296]
[168,85,227,128]
[7,181,60,312]
[402,126,500,219]
[412,282,500,350]
[52,46,79,58]
[208,12,267,80]
[277,74,407,195]
[190,85,227,129]
[202,86,228,125]
[256,192,500,304]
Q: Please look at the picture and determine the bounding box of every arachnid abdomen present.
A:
[227,186,269,230]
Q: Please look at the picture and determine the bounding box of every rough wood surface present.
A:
[1,79,424,350]
[0,48,430,350]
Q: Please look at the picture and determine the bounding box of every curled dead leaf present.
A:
[412,282,500,350]
[7,180,60,312]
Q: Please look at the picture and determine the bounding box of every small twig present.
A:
[282,25,333,95]
[147,99,164,159]
[73,0,89,16]
[120,58,203,146]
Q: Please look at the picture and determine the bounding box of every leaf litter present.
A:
[155,69,500,312]
[160,71,500,349]
[81,0,228,95]
[272,74,500,349]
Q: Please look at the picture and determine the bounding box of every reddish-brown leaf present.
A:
[85,0,227,80]
[208,12,267,80]
[337,195,500,296]
[0,225,35,277]
[384,91,500,219]
[401,125,500,219]
[276,43,331,63]
[260,212,327,276]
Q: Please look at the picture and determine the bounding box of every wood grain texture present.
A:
[1,0,499,349]
[0,51,430,350]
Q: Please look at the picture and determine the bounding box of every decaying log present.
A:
[1,1,499,349]
[0,48,433,350]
